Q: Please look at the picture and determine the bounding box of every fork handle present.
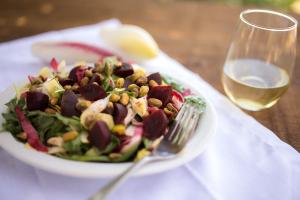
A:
[89,156,156,200]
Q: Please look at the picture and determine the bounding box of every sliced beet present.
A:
[148,85,172,106]
[147,72,162,85]
[26,91,49,111]
[113,103,128,124]
[61,90,80,117]
[68,66,86,82]
[88,121,111,150]
[79,83,106,101]
[143,110,168,140]
[113,63,134,78]
[59,78,75,87]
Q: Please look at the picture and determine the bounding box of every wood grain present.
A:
[0,0,299,151]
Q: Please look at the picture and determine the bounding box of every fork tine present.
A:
[178,107,201,146]
[171,104,201,148]
[166,104,187,141]
[164,102,202,152]
[175,105,195,145]
[171,105,192,144]
[188,109,201,138]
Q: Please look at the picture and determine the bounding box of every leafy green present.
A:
[2,98,25,137]
[60,127,120,162]
[85,135,120,157]
[143,137,153,149]
[184,96,206,113]
[55,113,82,131]
[162,75,185,93]
[101,57,119,92]
[28,112,66,142]
[102,135,120,154]
[63,135,84,154]
[26,111,85,143]
[103,56,118,76]
[102,77,115,92]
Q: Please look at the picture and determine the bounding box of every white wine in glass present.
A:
[222,9,297,111]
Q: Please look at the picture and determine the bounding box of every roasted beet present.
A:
[103,106,114,115]
[143,110,168,140]
[89,74,102,85]
[113,63,134,78]
[113,103,128,124]
[148,85,172,106]
[147,72,162,85]
[68,66,86,82]
[59,78,75,87]
[88,121,111,150]
[79,83,106,101]
[61,90,80,117]
[26,91,49,111]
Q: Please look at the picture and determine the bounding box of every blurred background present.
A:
[1,0,300,42]
[160,0,300,11]
[211,0,300,11]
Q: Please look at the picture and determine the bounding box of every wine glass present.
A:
[222,9,297,111]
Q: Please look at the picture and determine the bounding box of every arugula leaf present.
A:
[55,113,83,131]
[27,111,67,142]
[34,115,64,140]
[27,111,86,146]
[63,136,83,154]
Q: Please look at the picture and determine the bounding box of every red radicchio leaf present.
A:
[182,88,192,97]
[27,76,35,84]
[113,126,143,152]
[59,42,115,59]
[50,58,59,71]
[172,90,184,110]
[172,90,184,103]
[15,106,48,152]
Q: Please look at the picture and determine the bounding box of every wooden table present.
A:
[1,0,300,151]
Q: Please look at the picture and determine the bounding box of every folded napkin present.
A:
[0,19,299,200]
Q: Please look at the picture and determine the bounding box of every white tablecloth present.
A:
[0,19,299,200]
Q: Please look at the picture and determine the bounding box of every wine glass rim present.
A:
[240,9,298,32]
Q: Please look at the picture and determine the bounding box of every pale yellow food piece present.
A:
[39,67,53,78]
[100,25,159,59]
[42,78,64,97]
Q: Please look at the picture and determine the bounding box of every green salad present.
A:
[2,57,205,162]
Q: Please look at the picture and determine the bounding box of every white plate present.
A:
[0,79,217,178]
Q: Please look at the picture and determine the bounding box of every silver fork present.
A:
[89,102,203,200]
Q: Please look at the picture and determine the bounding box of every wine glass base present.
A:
[226,96,279,111]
